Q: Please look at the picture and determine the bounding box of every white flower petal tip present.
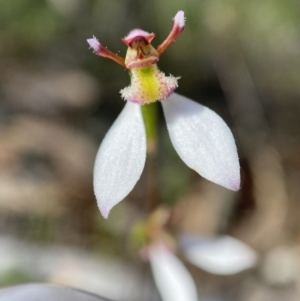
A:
[148,244,198,301]
[87,36,100,52]
[180,234,258,275]
[99,206,110,220]
[93,102,146,218]
[174,11,185,29]
[162,93,240,191]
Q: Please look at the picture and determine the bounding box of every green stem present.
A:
[142,103,158,155]
[142,103,159,211]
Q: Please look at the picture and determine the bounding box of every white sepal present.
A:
[162,93,240,191]
[149,244,198,301]
[180,234,258,275]
[93,102,146,218]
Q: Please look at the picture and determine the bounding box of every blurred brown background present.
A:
[0,0,300,300]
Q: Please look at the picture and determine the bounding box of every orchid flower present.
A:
[87,11,240,218]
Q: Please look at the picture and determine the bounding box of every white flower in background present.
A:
[147,243,198,301]
[88,11,240,218]
[179,234,258,275]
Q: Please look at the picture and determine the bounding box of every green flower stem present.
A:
[142,102,158,155]
[142,102,159,211]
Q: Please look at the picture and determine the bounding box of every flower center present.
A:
[87,10,186,104]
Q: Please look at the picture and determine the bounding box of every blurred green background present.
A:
[0,0,300,300]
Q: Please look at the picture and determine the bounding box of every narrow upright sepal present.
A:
[87,36,126,67]
[157,11,186,55]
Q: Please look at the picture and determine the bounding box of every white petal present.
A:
[162,93,240,191]
[180,234,258,275]
[0,284,104,301]
[149,244,198,301]
[93,102,146,218]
